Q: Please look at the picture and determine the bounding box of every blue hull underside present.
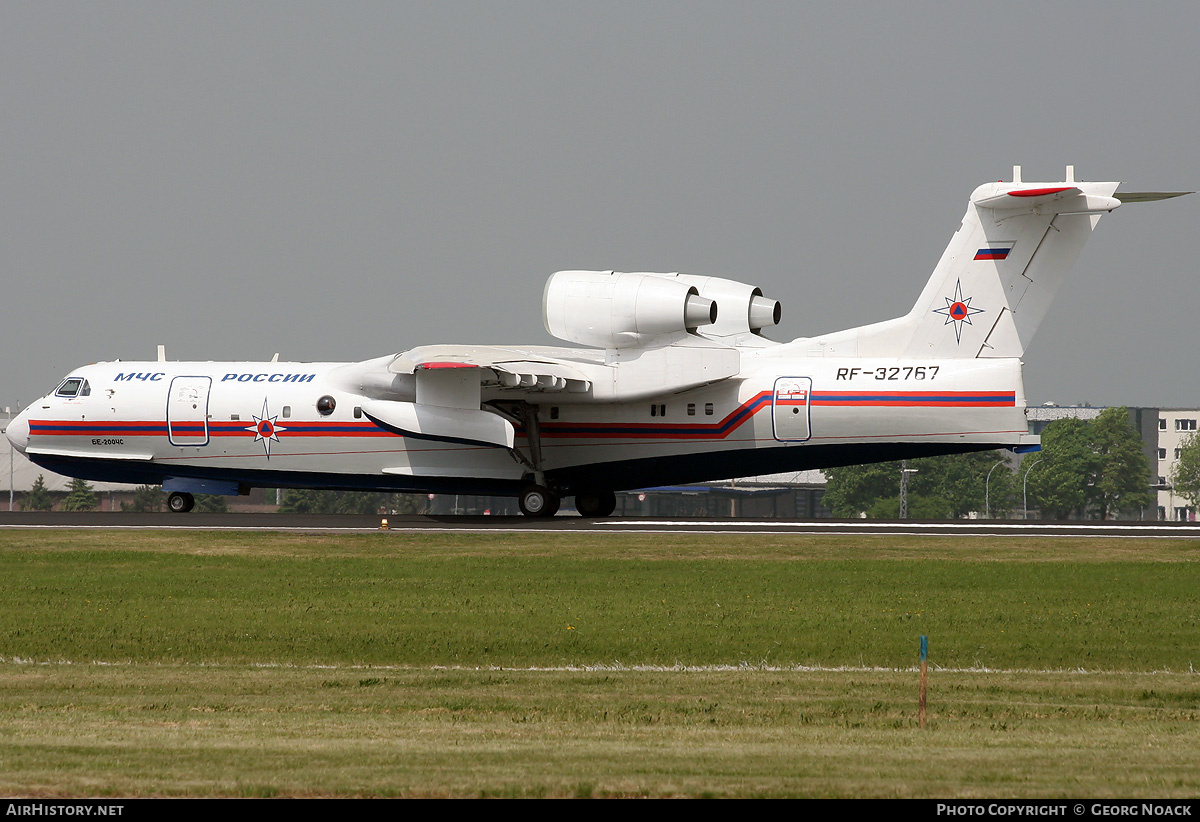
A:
[30,440,1007,497]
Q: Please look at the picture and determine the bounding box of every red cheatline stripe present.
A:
[1008,187,1073,197]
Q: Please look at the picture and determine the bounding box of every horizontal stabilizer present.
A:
[973,186,1082,208]
[1113,191,1193,203]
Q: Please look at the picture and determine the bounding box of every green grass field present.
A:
[1,529,1198,797]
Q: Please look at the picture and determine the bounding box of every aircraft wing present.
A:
[392,345,598,395]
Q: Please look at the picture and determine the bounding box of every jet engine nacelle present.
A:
[662,274,781,337]
[542,270,718,349]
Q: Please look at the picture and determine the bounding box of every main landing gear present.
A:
[519,485,560,518]
[166,492,195,513]
[501,403,614,518]
[518,486,617,518]
[574,489,617,518]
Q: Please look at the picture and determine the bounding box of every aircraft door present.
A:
[167,376,212,446]
[772,377,812,442]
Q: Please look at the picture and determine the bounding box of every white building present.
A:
[1154,409,1199,522]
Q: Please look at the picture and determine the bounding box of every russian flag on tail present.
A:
[974,244,1012,261]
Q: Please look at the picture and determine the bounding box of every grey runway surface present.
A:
[2,512,1199,537]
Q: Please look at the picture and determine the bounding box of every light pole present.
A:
[985,458,1007,519]
[899,461,919,519]
[1023,457,1045,520]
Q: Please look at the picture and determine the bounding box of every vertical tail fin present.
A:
[901,166,1120,358]
[804,167,1175,360]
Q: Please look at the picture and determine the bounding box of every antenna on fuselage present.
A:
[157,344,166,362]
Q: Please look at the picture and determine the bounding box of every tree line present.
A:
[823,407,1167,520]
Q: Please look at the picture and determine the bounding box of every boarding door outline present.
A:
[167,376,212,446]
[772,377,812,442]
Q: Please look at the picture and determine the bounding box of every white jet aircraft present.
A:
[5,168,1188,516]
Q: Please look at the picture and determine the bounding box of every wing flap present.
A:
[393,345,595,394]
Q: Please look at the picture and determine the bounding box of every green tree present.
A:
[1091,406,1153,519]
[279,489,385,514]
[823,450,1015,519]
[195,494,229,513]
[22,475,55,511]
[384,493,426,515]
[1024,418,1095,519]
[1171,432,1200,509]
[60,478,97,512]
[1025,408,1152,520]
[122,485,165,512]
[822,462,900,517]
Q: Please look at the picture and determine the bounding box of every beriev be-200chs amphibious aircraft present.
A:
[6,167,1188,516]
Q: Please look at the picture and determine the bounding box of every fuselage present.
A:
[6,354,1031,498]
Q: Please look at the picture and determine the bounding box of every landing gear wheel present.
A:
[519,485,560,518]
[166,492,195,513]
[575,490,617,518]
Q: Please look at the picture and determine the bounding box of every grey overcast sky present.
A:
[2,1,1197,410]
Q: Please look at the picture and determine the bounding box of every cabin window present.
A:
[704,403,714,416]
[650,405,657,417]
[55,378,88,398]
[353,406,362,419]
[316,396,336,416]
[282,406,291,418]
[550,406,559,420]
[687,403,695,416]
[231,414,240,421]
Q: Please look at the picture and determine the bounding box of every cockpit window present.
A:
[55,378,90,398]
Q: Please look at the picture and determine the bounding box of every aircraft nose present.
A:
[5,410,29,454]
